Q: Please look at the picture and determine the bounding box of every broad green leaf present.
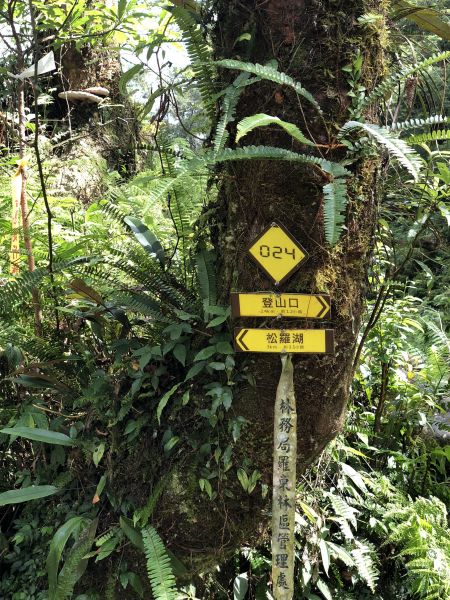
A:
[94,475,107,499]
[207,314,229,328]
[317,578,333,600]
[215,341,234,355]
[341,463,368,492]
[120,517,144,551]
[128,572,144,598]
[236,113,314,145]
[173,344,187,366]
[140,87,165,118]
[326,541,355,567]
[93,443,106,467]
[69,278,104,305]
[119,64,144,94]
[0,485,59,506]
[54,519,98,598]
[198,478,213,498]
[1,427,75,446]
[118,0,127,19]
[319,539,330,576]
[237,468,249,491]
[157,383,181,424]
[393,0,450,40]
[164,436,180,452]
[193,345,217,361]
[185,361,205,381]
[123,216,166,266]
[47,516,88,597]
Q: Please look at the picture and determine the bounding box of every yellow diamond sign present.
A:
[247,221,308,285]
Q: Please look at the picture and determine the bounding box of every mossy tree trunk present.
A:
[50,41,138,202]
[214,0,386,485]
[161,0,388,571]
[213,0,387,467]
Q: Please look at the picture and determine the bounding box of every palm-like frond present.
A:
[360,50,450,109]
[323,178,348,245]
[215,59,322,114]
[235,113,314,145]
[407,129,450,145]
[339,121,423,180]
[388,115,447,132]
[142,526,177,600]
[171,6,216,119]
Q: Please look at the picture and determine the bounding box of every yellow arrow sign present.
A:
[234,328,334,354]
[231,292,331,319]
[247,221,308,285]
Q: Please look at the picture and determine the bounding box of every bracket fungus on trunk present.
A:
[58,87,110,104]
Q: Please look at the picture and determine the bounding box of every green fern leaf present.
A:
[325,492,359,527]
[406,129,450,145]
[171,7,216,119]
[52,519,98,600]
[235,113,314,145]
[323,178,348,245]
[142,526,177,600]
[110,292,173,323]
[351,541,379,592]
[196,250,217,309]
[361,50,450,109]
[213,72,250,155]
[388,114,447,132]
[215,59,322,114]
[339,121,423,180]
[208,145,349,177]
[134,474,171,527]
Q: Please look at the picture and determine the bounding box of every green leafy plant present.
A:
[142,526,178,600]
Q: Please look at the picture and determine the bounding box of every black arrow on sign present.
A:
[236,329,250,351]
[316,296,330,319]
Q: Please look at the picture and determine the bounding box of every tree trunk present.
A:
[159,0,387,572]
[50,42,138,203]
[214,0,386,465]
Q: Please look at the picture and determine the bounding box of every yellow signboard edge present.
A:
[234,328,335,354]
[230,292,331,319]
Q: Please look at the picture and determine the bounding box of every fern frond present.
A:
[388,115,447,132]
[339,121,423,180]
[425,321,450,353]
[326,492,359,527]
[213,72,251,155]
[323,178,348,245]
[208,146,349,177]
[360,50,450,109]
[215,59,322,114]
[196,249,217,309]
[135,473,172,527]
[110,292,173,323]
[351,541,379,592]
[171,7,216,119]
[53,519,97,600]
[407,129,450,145]
[144,146,348,206]
[142,526,177,600]
[235,113,314,145]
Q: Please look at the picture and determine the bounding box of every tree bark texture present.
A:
[158,0,388,573]
[50,43,138,202]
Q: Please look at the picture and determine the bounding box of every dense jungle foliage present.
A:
[0,0,449,599]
